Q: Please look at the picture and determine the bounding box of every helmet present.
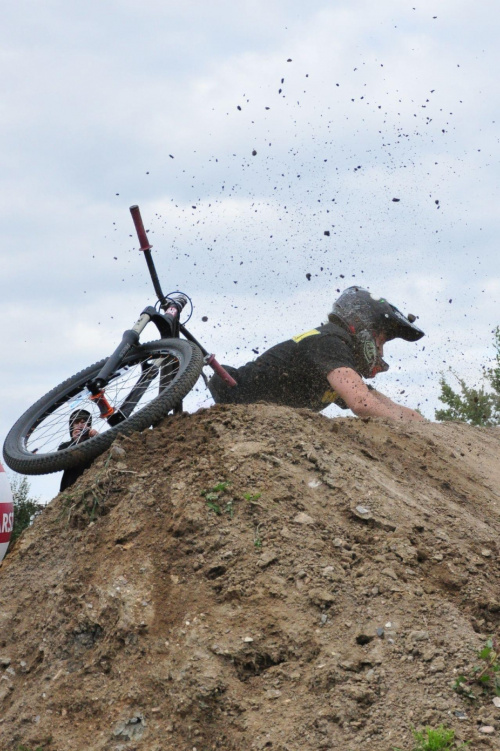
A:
[69,409,92,435]
[328,286,424,378]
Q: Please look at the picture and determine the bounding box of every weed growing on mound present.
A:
[243,491,262,502]
[254,522,264,549]
[201,481,233,517]
[201,482,265,519]
[394,724,469,750]
[454,636,500,700]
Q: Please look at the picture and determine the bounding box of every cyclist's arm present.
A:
[327,367,426,422]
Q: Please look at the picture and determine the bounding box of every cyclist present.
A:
[208,286,426,422]
[58,410,97,491]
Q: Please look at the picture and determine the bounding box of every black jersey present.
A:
[208,321,361,411]
[58,433,93,491]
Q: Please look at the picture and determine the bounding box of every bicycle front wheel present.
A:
[3,339,203,476]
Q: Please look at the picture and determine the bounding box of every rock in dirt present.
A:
[352,505,372,520]
[293,512,315,525]
[308,588,336,608]
[408,630,430,643]
[109,445,127,460]
[429,656,445,672]
[257,550,278,568]
[113,714,145,740]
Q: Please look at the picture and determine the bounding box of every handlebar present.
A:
[129,204,236,388]
[130,204,167,305]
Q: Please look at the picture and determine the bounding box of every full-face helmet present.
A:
[329,286,425,378]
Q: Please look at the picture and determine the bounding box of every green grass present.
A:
[394,724,469,751]
[243,491,262,502]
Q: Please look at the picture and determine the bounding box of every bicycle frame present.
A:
[85,205,236,421]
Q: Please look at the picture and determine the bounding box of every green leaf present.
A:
[244,492,262,501]
[212,482,230,492]
[206,501,222,515]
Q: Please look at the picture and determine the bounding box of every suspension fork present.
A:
[86,304,184,420]
[86,310,153,408]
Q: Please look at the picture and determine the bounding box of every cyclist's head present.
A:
[328,286,424,378]
[69,410,92,436]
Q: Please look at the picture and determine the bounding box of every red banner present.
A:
[0,461,13,551]
[0,505,13,543]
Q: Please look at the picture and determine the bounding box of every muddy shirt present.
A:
[209,321,362,411]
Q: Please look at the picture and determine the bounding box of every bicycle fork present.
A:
[86,308,173,425]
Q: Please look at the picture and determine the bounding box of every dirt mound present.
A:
[1,404,500,750]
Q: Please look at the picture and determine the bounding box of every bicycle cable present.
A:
[156,291,193,325]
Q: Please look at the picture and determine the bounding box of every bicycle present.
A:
[3,205,237,476]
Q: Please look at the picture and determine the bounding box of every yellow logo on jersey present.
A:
[292,328,320,344]
[321,389,340,404]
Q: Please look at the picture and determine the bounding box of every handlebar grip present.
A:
[206,355,238,387]
[130,205,152,251]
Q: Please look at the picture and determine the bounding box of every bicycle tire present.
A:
[3,339,203,476]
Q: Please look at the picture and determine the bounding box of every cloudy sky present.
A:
[1,0,499,501]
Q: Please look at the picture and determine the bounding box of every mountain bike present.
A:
[3,205,236,476]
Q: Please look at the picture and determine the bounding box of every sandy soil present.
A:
[1,403,499,750]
